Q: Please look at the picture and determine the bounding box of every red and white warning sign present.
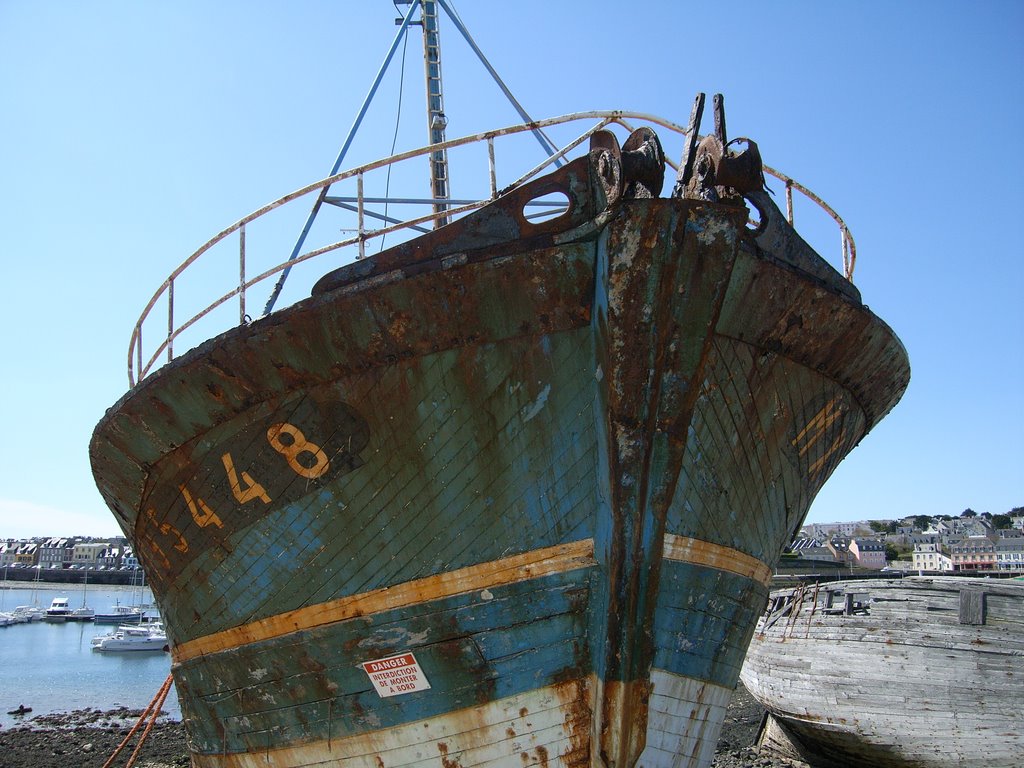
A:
[361,652,431,698]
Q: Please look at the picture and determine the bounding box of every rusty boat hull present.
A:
[740,577,1024,767]
[91,124,909,768]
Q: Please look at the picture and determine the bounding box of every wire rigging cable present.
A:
[380,1,411,252]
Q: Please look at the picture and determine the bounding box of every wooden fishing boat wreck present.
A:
[740,577,1024,767]
[89,3,909,766]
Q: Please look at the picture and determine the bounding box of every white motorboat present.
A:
[43,596,72,622]
[91,622,169,652]
[11,605,45,623]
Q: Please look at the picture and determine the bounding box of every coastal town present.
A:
[3,507,1022,585]
[1,537,140,580]
[790,507,1024,574]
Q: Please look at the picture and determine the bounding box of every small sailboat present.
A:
[66,572,95,621]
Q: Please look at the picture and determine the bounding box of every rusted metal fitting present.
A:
[678,134,765,204]
[671,92,765,204]
[620,127,665,199]
[587,130,624,209]
[716,138,765,194]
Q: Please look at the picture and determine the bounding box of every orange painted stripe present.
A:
[172,539,596,663]
[662,533,772,586]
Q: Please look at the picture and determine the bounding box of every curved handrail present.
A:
[127,110,856,386]
[762,165,857,282]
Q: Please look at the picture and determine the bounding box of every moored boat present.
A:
[65,573,95,621]
[92,622,169,653]
[43,597,71,622]
[10,605,45,623]
[88,3,909,766]
[0,605,46,624]
[740,577,1024,767]
[94,604,147,625]
[66,606,95,622]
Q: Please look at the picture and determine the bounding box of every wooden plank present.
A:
[173,539,595,662]
[662,533,772,585]
[959,589,986,625]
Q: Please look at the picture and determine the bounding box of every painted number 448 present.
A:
[187,421,330,529]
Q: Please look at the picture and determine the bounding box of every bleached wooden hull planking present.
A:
[740,577,1024,767]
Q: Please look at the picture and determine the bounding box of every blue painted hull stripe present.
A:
[173,539,595,662]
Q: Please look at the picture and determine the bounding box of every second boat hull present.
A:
[740,577,1024,767]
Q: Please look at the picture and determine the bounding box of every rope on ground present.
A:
[101,673,174,768]
[125,674,174,768]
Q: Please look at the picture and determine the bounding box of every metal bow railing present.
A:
[127,111,856,386]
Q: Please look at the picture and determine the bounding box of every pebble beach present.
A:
[0,683,804,768]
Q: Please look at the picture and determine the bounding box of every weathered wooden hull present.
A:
[91,140,908,768]
[740,577,1024,767]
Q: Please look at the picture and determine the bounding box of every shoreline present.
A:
[1,569,146,588]
[0,683,802,768]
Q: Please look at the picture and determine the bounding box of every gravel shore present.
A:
[0,683,800,768]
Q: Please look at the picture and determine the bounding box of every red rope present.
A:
[101,673,174,768]
[125,674,173,768]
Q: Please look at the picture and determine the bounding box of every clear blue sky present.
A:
[1,1,1021,539]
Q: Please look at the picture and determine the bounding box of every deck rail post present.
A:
[239,224,247,324]
[166,278,174,363]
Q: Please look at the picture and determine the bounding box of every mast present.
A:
[420,1,450,228]
[261,0,554,315]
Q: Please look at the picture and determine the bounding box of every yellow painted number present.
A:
[267,422,329,479]
[143,508,189,571]
[221,452,272,504]
[179,484,224,528]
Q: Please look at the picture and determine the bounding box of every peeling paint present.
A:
[520,384,551,422]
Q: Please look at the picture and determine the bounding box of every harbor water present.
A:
[0,582,179,728]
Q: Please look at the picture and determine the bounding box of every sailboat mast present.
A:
[420,0,450,227]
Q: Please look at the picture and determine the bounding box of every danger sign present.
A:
[361,652,431,698]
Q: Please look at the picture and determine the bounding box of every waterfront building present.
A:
[912,542,953,572]
[849,538,886,569]
[995,529,1024,571]
[122,548,140,570]
[14,542,37,566]
[950,534,998,571]
[802,521,878,539]
[907,530,939,546]
[38,537,73,569]
[71,541,109,569]
[787,537,832,561]
[826,537,855,565]
[99,545,125,569]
